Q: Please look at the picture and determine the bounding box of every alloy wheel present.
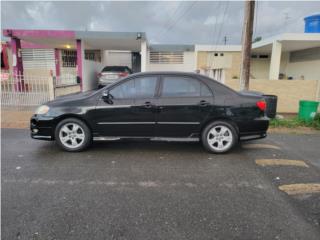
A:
[59,123,85,149]
[207,125,233,152]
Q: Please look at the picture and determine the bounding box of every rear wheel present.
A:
[202,121,238,153]
[55,118,92,152]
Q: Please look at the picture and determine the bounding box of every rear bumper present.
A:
[30,115,55,141]
[237,116,269,141]
[240,132,267,141]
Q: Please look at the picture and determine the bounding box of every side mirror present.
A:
[102,91,113,104]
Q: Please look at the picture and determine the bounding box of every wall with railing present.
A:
[83,59,104,91]
[1,73,82,111]
[225,79,320,113]
[1,74,54,109]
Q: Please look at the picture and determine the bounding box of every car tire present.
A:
[55,118,92,152]
[201,121,238,153]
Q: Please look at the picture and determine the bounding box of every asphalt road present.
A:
[2,128,320,240]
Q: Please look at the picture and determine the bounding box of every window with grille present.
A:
[61,50,77,67]
[85,50,101,62]
[149,52,184,64]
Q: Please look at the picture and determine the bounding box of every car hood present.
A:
[47,89,99,105]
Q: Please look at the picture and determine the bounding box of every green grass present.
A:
[270,113,320,130]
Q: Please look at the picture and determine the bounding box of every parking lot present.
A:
[2,128,320,240]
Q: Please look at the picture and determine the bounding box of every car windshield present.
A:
[102,66,130,73]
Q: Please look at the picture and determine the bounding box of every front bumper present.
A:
[30,115,55,141]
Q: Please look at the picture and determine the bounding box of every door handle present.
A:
[199,100,209,107]
[144,101,154,109]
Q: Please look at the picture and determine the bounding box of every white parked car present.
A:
[97,66,133,88]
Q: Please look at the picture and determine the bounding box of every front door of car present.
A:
[155,75,213,137]
[94,76,159,137]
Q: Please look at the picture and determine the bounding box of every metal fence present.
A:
[1,74,54,109]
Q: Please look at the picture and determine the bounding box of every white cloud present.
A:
[204,15,224,26]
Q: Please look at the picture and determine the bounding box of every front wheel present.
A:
[55,118,92,152]
[201,121,238,153]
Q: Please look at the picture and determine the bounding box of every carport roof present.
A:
[252,33,320,53]
[149,44,195,52]
[3,29,146,51]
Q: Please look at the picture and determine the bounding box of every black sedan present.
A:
[31,72,269,153]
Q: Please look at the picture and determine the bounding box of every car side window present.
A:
[200,83,212,97]
[110,76,157,99]
[161,76,212,97]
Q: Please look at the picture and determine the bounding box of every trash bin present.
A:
[298,100,319,121]
[263,95,278,118]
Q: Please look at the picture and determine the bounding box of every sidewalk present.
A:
[1,110,33,129]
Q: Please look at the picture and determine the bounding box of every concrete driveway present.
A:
[2,128,320,240]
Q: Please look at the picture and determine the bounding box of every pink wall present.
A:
[76,39,83,91]
[3,29,75,39]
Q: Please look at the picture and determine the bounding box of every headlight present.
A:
[35,105,50,115]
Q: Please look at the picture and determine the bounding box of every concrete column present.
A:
[140,40,147,72]
[54,49,60,77]
[76,39,84,91]
[10,37,23,76]
[269,40,282,80]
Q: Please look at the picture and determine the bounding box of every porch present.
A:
[3,29,147,92]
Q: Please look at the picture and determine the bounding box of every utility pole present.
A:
[239,0,255,91]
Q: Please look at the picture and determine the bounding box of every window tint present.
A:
[201,83,212,96]
[110,76,157,99]
[162,76,212,97]
[102,66,132,73]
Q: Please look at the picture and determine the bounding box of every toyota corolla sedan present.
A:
[31,72,269,153]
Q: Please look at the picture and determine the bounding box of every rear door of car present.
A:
[155,75,213,137]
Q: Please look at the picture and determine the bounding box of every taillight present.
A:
[97,73,102,78]
[118,72,128,77]
[256,100,267,111]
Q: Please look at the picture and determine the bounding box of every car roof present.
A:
[128,71,202,78]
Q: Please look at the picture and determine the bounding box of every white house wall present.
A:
[146,51,196,72]
[102,51,132,68]
[250,59,270,79]
[286,60,320,80]
[83,59,104,91]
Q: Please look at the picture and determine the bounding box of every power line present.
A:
[154,1,183,41]
[253,0,259,38]
[207,1,222,68]
[210,0,230,69]
[157,1,198,42]
[257,10,307,39]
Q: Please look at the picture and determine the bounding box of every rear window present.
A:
[102,66,131,73]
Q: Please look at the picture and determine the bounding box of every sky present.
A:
[1,1,320,45]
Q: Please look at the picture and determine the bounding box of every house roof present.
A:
[149,44,194,52]
[252,33,320,53]
[195,45,241,52]
[3,29,147,51]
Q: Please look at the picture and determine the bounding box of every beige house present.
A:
[195,33,320,82]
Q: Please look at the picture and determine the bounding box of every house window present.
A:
[85,50,101,62]
[21,49,55,70]
[214,53,218,56]
[251,54,269,59]
[149,52,184,64]
[61,50,77,67]
[259,55,269,59]
[220,53,224,56]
